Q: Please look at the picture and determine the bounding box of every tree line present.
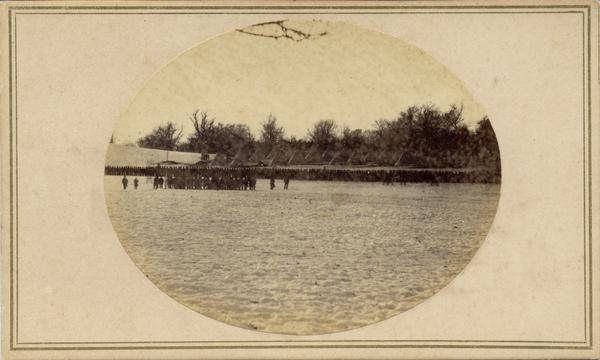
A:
[129,104,500,172]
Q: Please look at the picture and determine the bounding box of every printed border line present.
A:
[12,10,19,349]
[12,339,590,345]
[8,4,13,353]
[581,8,591,347]
[11,11,592,14]
[5,343,596,351]
[9,344,594,351]
[587,3,593,346]
[587,2,593,348]
[4,4,594,10]
[7,4,593,351]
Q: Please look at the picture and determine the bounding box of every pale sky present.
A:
[114,20,486,144]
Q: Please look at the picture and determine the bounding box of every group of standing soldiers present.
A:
[120,173,293,191]
[151,173,258,190]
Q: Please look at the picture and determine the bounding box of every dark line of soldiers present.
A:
[149,173,257,190]
[105,166,501,185]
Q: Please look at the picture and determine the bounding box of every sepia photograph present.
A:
[104,20,501,335]
[4,1,598,359]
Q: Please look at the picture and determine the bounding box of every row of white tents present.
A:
[105,144,216,167]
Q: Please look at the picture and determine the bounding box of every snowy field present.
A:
[105,175,500,335]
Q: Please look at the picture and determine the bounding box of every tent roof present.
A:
[105,144,213,167]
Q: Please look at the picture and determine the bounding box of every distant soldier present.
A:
[283,175,290,190]
[383,171,392,185]
[158,176,164,189]
[270,176,276,190]
[153,175,159,190]
[133,177,139,190]
[121,175,128,190]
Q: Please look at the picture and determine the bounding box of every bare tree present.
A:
[185,110,216,153]
[182,110,254,154]
[260,114,285,152]
[308,119,338,151]
[137,122,182,151]
[340,127,365,151]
